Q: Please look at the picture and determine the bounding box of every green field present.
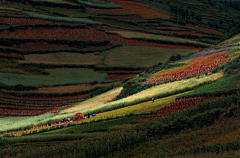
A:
[20,46,195,69]
[76,0,122,9]
[0,68,108,86]
[22,11,100,24]
[21,52,102,66]
[0,113,53,133]
[101,46,196,68]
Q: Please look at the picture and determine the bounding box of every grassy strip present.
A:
[22,11,99,24]
[76,0,122,9]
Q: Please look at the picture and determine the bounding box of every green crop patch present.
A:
[101,46,195,68]
[22,11,100,24]
[0,68,108,86]
[76,0,122,9]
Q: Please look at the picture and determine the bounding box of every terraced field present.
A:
[0,1,240,157]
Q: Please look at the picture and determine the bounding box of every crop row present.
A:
[186,23,222,35]
[0,104,73,117]
[0,51,24,59]
[86,7,131,15]
[161,30,211,37]
[156,96,223,118]
[0,93,87,108]
[0,27,128,45]
[144,51,235,85]
[11,41,74,51]
[0,98,83,107]
[0,17,77,26]
[108,0,172,19]
[0,108,50,116]
[0,92,87,101]
[128,39,202,50]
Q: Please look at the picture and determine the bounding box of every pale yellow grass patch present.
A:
[94,73,223,109]
[60,87,123,114]
[48,73,222,122]
[58,73,222,117]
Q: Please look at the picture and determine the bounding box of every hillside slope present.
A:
[0,1,240,158]
[0,0,240,118]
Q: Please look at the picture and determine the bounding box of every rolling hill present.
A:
[0,0,240,157]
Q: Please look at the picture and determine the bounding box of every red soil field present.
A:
[156,96,223,118]
[90,24,126,31]
[108,0,172,19]
[0,104,72,117]
[0,92,87,101]
[0,17,85,26]
[128,39,202,50]
[154,26,186,31]
[0,27,128,45]
[12,41,74,51]
[0,52,24,59]
[63,0,77,4]
[86,7,132,15]
[0,9,23,15]
[106,73,137,80]
[186,23,222,35]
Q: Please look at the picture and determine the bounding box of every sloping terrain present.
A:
[1,0,239,117]
[0,0,240,157]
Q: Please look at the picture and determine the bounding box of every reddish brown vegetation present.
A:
[86,7,131,15]
[0,52,24,59]
[144,51,235,85]
[12,41,74,51]
[0,104,71,117]
[0,92,87,116]
[0,27,128,45]
[156,96,223,118]
[63,0,77,4]
[91,24,126,31]
[0,17,61,26]
[186,23,222,35]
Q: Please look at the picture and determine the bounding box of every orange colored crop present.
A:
[144,51,235,85]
